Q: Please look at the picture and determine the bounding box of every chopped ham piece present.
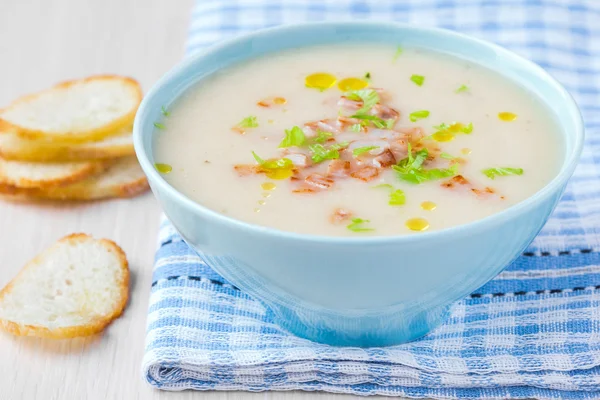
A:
[330,208,353,225]
[373,149,396,168]
[233,165,262,176]
[292,187,317,194]
[351,166,380,182]
[305,174,334,189]
[327,160,352,178]
[441,175,501,199]
[372,104,400,121]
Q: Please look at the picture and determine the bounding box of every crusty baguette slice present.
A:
[0,75,142,142]
[0,234,129,339]
[0,156,109,189]
[0,125,134,162]
[0,156,148,200]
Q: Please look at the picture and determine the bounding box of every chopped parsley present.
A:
[482,167,524,180]
[350,123,363,133]
[279,126,306,148]
[409,110,430,122]
[347,218,374,232]
[309,142,348,163]
[393,46,403,62]
[440,152,457,160]
[353,145,379,156]
[364,72,372,80]
[238,115,259,128]
[455,84,469,93]
[346,89,379,115]
[252,151,293,170]
[350,114,394,129]
[153,122,165,129]
[388,189,406,206]
[161,106,170,116]
[410,74,425,86]
[393,146,458,184]
[310,130,333,144]
[372,183,393,189]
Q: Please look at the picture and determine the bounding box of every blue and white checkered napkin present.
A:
[143,1,600,398]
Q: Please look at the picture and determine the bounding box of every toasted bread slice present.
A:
[0,234,129,339]
[0,75,142,142]
[0,125,134,162]
[0,157,148,200]
[0,156,109,189]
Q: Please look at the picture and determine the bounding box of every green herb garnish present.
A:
[353,146,379,157]
[455,85,469,93]
[372,183,393,189]
[161,106,170,116]
[409,110,430,122]
[482,167,524,180]
[347,218,374,232]
[238,116,259,128]
[309,142,348,163]
[393,146,458,184]
[279,126,306,148]
[389,189,406,206]
[346,89,379,115]
[393,46,403,62]
[440,152,457,160]
[311,130,333,144]
[410,74,425,86]
[364,72,371,80]
[350,114,394,129]
[252,151,293,170]
[350,123,363,133]
[153,122,165,129]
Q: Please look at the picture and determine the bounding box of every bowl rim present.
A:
[134,20,585,245]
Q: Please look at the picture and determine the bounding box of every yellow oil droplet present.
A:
[261,182,277,190]
[262,192,271,198]
[406,217,430,231]
[431,131,455,142]
[155,163,172,174]
[421,201,437,211]
[254,208,261,213]
[266,169,293,180]
[337,77,369,91]
[461,148,472,155]
[268,119,274,124]
[273,97,287,105]
[305,73,337,91]
[258,200,266,205]
[498,112,517,121]
[448,123,465,133]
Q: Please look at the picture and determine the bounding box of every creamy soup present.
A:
[154,44,562,236]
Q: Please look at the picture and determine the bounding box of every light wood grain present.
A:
[0,2,389,399]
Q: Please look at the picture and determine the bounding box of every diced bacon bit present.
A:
[441,175,501,199]
[337,116,364,132]
[292,187,317,194]
[327,160,352,178]
[398,127,426,144]
[441,175,469,188]
[305,174,335,189]
[373,149,396,168]
[472,187,496,198]
[231,126,245,134]
[234,164,263,176]
[338,96,362,111]
[257,100,270,108]
[304,119,339,135]
[330,208,353,225]
[257,97,287,108]
[351,166,380,182]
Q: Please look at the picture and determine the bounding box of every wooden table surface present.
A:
[0,1,395,399]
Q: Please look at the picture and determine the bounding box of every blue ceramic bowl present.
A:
[134,22,584,347]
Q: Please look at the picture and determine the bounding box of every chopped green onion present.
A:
[311,130,333,144]
[161,106,170,116]
[410,74,425,86]
[154,122,165,129]
[238,115,259,128]
[353,145,379,156]
[347,218,374,232]
[252,151,265,164]
[279,126,306,148]
[309,142,348,163]
[350,114,394,129]
[365,72,371,80]
[440,152,457,160]
[372,183,393,189]
[455,85,469,93]
[393,146,458,184]
[393,46,403,62]
[409,110,430,122]
[350,123,363,133]
[388,189,406,206]
[346,89,379,115]
[482,167,524,180]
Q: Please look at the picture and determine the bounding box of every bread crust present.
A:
[0,233,129,339]
[0,75,142,143]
